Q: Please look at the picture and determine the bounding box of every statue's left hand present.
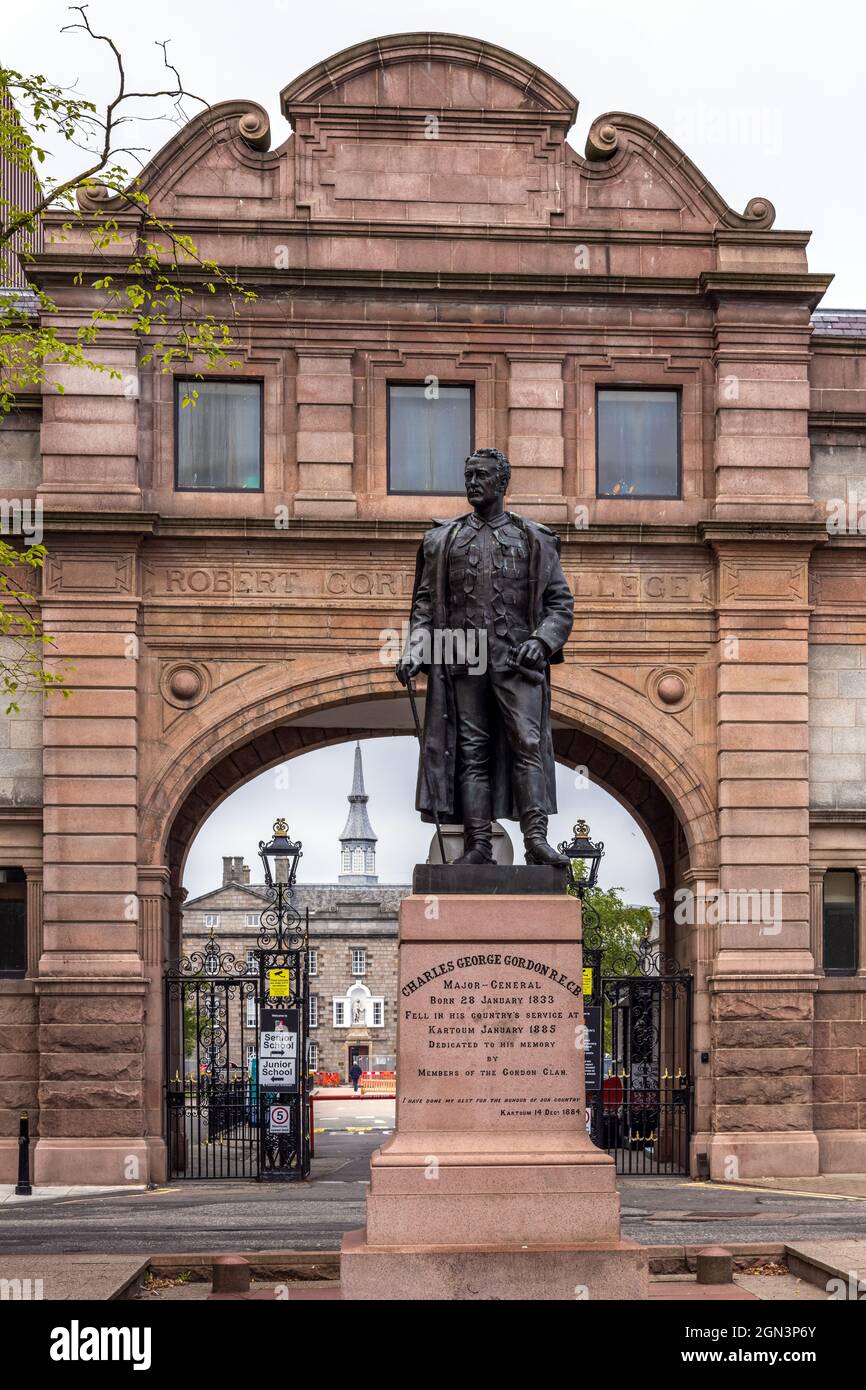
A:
[514,638,548,670]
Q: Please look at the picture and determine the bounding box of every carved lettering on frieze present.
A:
[143,561,714,606]
[143,563,415,601]
[563,569,713,606]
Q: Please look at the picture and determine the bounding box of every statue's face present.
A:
[464,457,504,508]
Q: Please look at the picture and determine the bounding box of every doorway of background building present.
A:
[349,1044,369,1071]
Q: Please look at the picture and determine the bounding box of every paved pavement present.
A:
[0,1184,146,1206]
[0,1254,146,1300]
[2,1100,866,1256]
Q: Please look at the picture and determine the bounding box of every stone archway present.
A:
[142,664,716,881]
[138,665,717,1180]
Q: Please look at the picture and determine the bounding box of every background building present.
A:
[182,745,403,1079]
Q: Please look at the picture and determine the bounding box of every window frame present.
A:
[594,384,682,502]
[173,375,265,494]
[351,948,367,977]
[0,867,27,979]
[308,948,318,977]
[822,868,859,976]
[386,379,475,497]
[309,993,319,1028]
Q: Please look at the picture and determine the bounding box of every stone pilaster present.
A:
[38,342,141,512]
[810,868,824,973]
[679,869,718,1168]
[24,866,43,980]
[711,293,814,522]
[33,542,149,1184]
[709,537,819,1178]
[139,866,170,1182]
[506,356,567,519]
[293,351,357,518]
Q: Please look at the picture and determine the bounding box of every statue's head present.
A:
[464,448,511,509]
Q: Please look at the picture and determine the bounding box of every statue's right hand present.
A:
[396,655,422,686]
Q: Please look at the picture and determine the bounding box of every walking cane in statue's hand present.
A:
[404,673,448,865]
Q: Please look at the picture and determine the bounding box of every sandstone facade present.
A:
[1,32,865,1183]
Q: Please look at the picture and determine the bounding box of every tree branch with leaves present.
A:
[0,5,258,708]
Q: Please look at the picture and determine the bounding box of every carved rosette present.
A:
[161,661,211,710]
[647,666,693,714]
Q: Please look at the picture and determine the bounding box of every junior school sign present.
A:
[259,1006,299,1091]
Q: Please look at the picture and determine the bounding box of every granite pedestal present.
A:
[341,868,647,1300]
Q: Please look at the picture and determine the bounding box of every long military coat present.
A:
[404,511,574,822]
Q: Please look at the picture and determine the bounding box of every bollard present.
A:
[696,1246,733,1285]
[15,1112,32,1197]
[212,1255,251,1295]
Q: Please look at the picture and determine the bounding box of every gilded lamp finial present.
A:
[273,817,289,836]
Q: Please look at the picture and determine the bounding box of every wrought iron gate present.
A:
[164,894,310,1181]
[584,921,693,1176]
[164,948,261,1179]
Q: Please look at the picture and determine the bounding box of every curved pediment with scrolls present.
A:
[73,33,781,243]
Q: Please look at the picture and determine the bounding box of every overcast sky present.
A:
[7,0,866,302]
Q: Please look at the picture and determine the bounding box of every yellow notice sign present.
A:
[268,968,291,997]
[582,967,594,996]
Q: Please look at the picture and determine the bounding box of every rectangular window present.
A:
[245,949,258,976]
[245,995,257,1029]
[308,948,318,977]
[333,999,346,1027]
[245,913,259,928]
[203,913,220,929]
[387,383,473,494]
[823,869,858,973]
[309,994,319,1028]
[175,378,263,491]
[596,388,680,499]
[0,868,26,977]
[308,1041,319,1072]
[372,999,384,1028]
[351,949,367,977]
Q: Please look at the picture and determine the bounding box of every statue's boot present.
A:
[453,780,494,864]
[515,768,569,867]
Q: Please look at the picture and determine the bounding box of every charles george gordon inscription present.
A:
[398,944,586,1131]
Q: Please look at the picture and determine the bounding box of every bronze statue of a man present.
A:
[397,447,574,866]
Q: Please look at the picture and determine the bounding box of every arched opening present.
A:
[141,677,716,1180]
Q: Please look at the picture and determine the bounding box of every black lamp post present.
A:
[558,818,605,899]
[258,817,302,889]
[257,817,304,951]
